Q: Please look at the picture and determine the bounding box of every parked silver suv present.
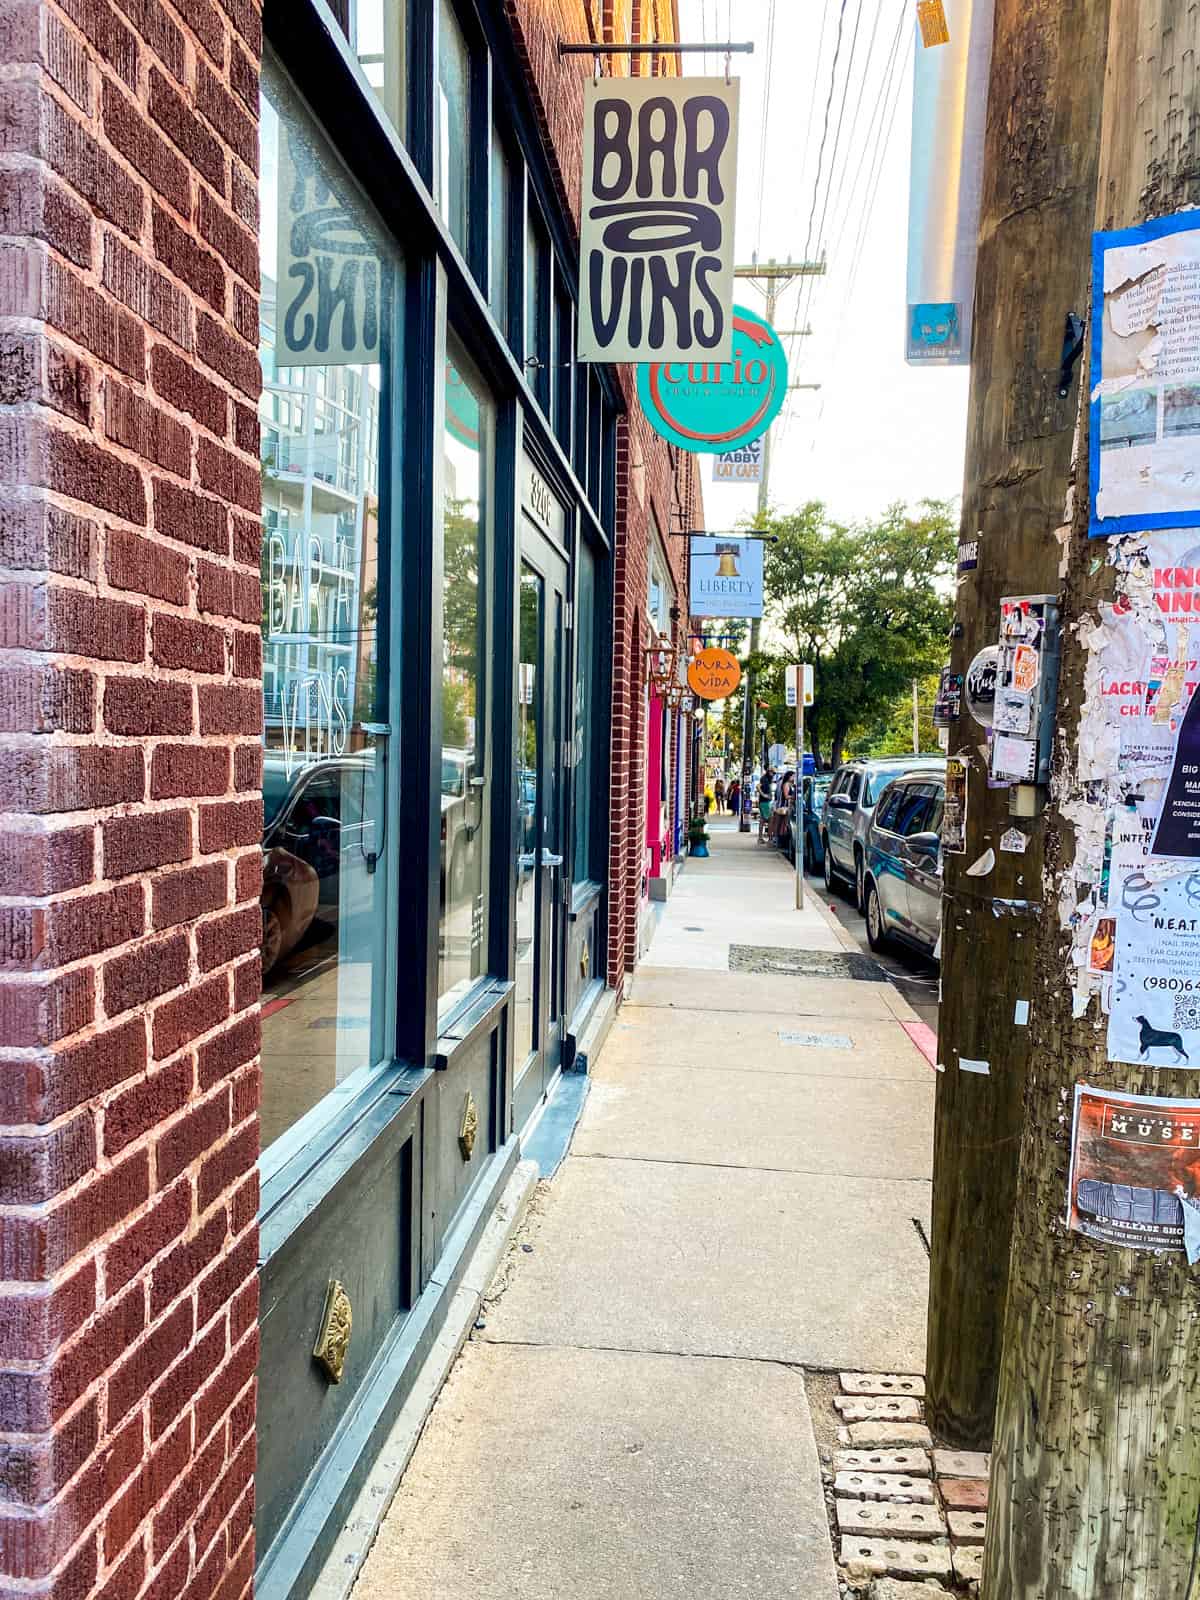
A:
[862,770,945,958]
[822,755,946,912]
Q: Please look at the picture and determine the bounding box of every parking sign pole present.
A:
[795,692,804,909]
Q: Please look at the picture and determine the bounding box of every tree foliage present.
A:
[756,498,957,766]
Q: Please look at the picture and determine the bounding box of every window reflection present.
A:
[437,0,470,253]
[350,0,405,138]
[490,129,511,339]
[572,539,596,884]
[439,354,492,1005]
[258,62,396,1151]
[515,566,540,1054]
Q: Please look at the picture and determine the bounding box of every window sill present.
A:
[434,978,514,1069]
[569,879,603,920]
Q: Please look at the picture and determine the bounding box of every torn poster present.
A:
[942,756,968,853]
[1152,677,1200,857]
[1090,210,1200,537]
[1107,866,1200,1064]
[1067,1084,1200,1262]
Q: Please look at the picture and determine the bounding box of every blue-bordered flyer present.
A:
[1089,210,1200,538]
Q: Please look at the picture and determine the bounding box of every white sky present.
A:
[677,0,970,527]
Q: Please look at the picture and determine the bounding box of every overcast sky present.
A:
[677,0,971,529]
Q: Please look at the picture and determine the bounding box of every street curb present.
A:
[801,867,927,1030]
[307,1159,540,1600]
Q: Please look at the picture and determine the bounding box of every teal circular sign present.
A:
[636,305,788,454]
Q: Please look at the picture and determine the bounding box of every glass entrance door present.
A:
[514,519,569,1132]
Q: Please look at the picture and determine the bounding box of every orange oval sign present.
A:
[687,646,742,701]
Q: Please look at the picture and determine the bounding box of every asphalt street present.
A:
[803,866,940,1033]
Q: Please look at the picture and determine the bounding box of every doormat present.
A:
[728,945,885,981]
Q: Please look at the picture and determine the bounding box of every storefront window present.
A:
[490,129,511,341]
[572,537,597,883]
[350,0,405,137]
[437,0,471,254]
[258,60,398,1152]
[525,206,549,404]
[440,351,493,1006]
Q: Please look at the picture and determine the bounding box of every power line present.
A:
[753,0,778,256]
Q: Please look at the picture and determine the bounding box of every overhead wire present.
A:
[753,0,778,258]
[807,18,915,455]
[779,0,911,446]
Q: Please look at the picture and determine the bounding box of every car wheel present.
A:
[865,881,891,952]
[854,851,866,915]
[822,838,836,891]
[261,905,284,977]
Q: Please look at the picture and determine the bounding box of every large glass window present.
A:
[258,59,399,1152]
[490,129,512,341]
[440,350,493,1006]
[350,0,405,137]
[525,204,549,404]
[437,0,471,255]
[572,537,598,883]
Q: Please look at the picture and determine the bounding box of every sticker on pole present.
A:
[637,304,788,453]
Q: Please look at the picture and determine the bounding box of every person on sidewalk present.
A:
[714,777,726,814]
[757,768,774,843]
[728,779,741,818]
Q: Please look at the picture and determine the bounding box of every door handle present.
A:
[540,850,564,867]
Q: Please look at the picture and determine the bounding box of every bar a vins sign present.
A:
[278,126,382,367]
[578,77,739,363]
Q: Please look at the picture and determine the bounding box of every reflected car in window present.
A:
[862,771,946,959]
[260,752,377,977]
[441,747,484,901]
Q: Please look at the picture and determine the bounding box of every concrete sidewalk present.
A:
[351,823,934,1600]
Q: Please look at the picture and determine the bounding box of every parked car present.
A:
[861,768,946,958]
[822,755,946,912]
[798,771,833,870]
[261,751,377,976]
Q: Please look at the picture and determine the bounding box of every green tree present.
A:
[760,498,956,767]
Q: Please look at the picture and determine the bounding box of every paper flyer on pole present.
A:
[1068,1084,1200,1262]
[1107,866,1200,1065]
[1089,210,1200,537]
[942,757,968,853]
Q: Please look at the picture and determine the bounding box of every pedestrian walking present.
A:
[714,777,726,814]
[757,768,774,844]
[728,779,741,817]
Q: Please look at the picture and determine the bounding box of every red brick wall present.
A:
[505,0,700,996]
[0,4,263,1598]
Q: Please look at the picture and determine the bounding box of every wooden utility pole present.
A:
[982,2,1200,1593]
[924,0,1112,1446]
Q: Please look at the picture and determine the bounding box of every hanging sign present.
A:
[688,534,764,619]
[578,76,739,364]
[905,0,993,365]
[713,439,763,483]
[638,304,788,454]
[1090,210,1200,536]
[687,646,741,701]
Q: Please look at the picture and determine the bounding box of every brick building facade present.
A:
[0,2,699,1598]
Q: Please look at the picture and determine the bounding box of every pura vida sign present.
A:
[578,76,739,364]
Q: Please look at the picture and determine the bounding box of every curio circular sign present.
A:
[636,304,788,454]
[686,646,741,701]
